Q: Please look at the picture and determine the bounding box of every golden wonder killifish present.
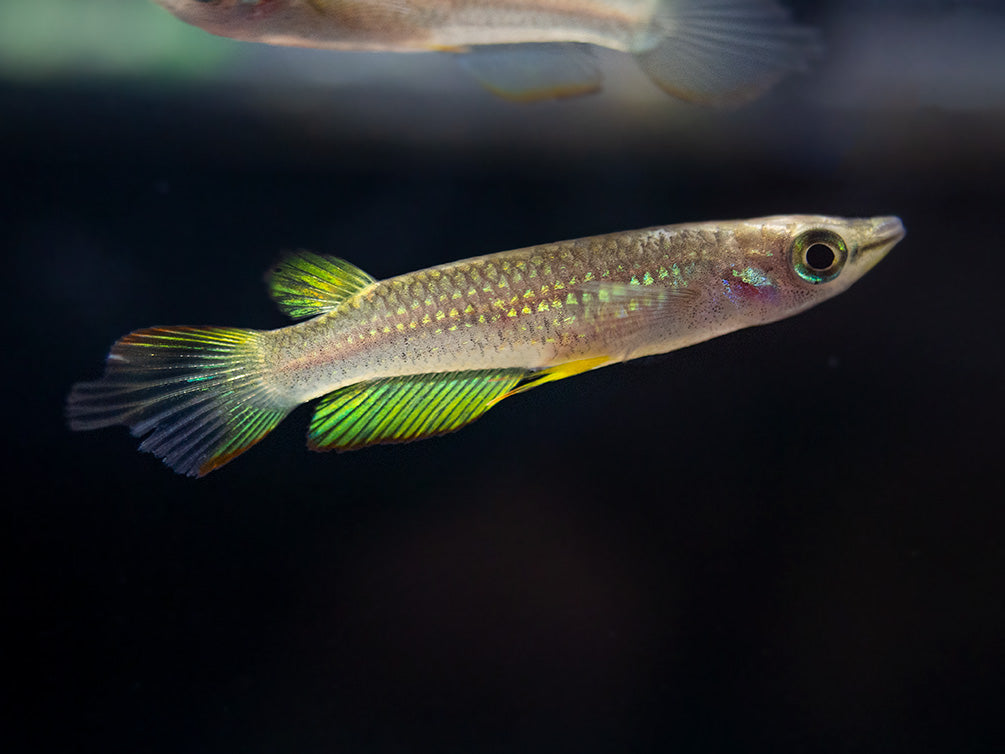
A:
[67,215,904,477]
[152,0,817,104]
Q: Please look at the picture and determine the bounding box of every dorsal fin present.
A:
[266,250,377,320]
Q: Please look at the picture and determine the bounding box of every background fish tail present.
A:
[637,0,819,106]
[66,326,292,477]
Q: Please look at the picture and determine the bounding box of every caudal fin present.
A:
[67,326,291,477]
[637,0,819,106]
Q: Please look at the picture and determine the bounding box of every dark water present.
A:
[3,4,1004,752]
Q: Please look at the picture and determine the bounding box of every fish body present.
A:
[152,0,818,104]
[68,215,904,476]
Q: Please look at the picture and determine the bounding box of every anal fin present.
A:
[457,43,602,102]
[308,369,526,451]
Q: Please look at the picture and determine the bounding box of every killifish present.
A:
[67,215,904,477]
[151,0,817,104]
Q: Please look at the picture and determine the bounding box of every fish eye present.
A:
[790,229,848,284]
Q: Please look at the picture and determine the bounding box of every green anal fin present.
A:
[267,250,377,319]
[308,369,526,451]
[457,43,602,102]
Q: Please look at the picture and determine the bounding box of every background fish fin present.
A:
[637,0,819,106]
[266,250,377,319]
[308,369,526,451]
[456,43,602,102]
[67,327,292,477]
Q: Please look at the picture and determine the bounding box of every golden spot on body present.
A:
[464,304,475,314]
[421,313,431,324]
[449,308,459,318]
[396,306,407,315]
[395,323,405,332]
[521,305,532,315]
[451,290,462,300]
[523,289,534,299]
[507,308,517,317]
[584,272,595,281]
[409,321,417,329]
[537,301,550,312]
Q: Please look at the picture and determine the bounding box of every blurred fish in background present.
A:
[150,0,818,104]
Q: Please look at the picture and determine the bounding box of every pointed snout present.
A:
[854,216,905,269]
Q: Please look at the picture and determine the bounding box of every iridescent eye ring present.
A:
[790,229,848,284]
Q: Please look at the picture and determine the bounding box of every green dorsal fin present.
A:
[308,369,527,452]
[266,250,377,320]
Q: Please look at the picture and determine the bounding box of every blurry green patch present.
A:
[0,0,236,81]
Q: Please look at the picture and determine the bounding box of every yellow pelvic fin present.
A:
[308,369,526,452]
[267,250,376,319]
[492,355,612,405]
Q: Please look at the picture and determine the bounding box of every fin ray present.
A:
[67,326,292,477]
[636,0,819,106]
[308,369,526,451]
[267,250,376,319]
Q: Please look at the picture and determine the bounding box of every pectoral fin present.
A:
[457,43,602,102]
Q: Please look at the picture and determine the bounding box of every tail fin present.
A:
[636,0,819,106]
[67,327,292,477]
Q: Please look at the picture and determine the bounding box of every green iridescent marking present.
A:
[733,266,773,287]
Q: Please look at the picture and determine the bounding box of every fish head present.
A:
[714,214,905,325]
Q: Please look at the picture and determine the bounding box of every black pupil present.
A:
[805,243,835,271]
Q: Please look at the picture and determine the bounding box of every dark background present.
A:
[3,2,1003,752]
